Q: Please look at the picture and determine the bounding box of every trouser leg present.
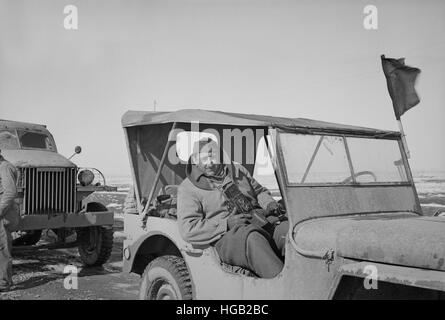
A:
[245,231,283,278]
[271,220,289,258]
[0,220,12,288]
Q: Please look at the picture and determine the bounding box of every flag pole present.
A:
[397,119,411,159]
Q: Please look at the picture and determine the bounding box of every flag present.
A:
[381,54,421,119]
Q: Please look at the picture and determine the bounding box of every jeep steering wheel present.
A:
[341,171,377,184]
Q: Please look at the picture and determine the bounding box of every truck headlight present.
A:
[78,169,94,186]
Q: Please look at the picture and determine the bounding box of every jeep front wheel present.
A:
[140,255,193,300]
[77,226,113,267]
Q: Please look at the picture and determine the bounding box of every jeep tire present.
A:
[77,226,113,267]
[140,255,193,300]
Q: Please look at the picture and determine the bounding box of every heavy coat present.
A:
[177,161,276,246]
[0,158,19,230]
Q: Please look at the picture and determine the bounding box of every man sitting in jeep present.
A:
[177,138,288,278]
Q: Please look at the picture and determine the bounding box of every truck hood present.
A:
[293,212,445,271]
[1,149,75,168]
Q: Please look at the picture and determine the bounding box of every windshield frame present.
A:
[276,129,413,187]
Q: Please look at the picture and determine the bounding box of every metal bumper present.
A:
[77,185,118,192]
[12,211,115,231]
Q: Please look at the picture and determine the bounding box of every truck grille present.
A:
[21,167,77,215]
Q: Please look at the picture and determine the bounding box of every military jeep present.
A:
[0,119,115,266]
[121,109,445,299]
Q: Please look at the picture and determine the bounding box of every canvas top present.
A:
[121,109,399,137]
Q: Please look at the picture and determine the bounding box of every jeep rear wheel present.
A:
[77,226,113,267]
[140,255,193,300]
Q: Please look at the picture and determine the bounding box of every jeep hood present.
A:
[1,149,75,168]
[293,213,445,271]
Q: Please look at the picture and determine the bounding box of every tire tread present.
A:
[78,227,113,266]
[141,255,193,300]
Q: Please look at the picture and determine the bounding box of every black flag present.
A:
[381,55,421,119]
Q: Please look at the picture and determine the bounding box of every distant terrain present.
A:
[413,171,445,216]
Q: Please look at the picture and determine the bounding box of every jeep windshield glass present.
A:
[279,133,409,184]
[17,130,56,151]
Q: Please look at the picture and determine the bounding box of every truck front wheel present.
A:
[140,255,193,300]
[77,226,113,267]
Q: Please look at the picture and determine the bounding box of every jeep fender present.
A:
[122,217,192,274]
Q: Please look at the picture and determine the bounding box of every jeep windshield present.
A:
[0,129,56,151]
[279,133,409,185]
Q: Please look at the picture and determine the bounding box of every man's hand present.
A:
[227,213,252,230]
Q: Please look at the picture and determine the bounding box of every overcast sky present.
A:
[1,0,444,177]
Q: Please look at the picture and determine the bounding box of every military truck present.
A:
[0,119,115,266]
[121,109,445,299]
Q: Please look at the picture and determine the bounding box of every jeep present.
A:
[121,109,445,299]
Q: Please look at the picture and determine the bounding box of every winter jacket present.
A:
[177,161,275,246]
[0,157,19,230]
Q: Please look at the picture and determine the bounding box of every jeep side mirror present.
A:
[69,146,82,160]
